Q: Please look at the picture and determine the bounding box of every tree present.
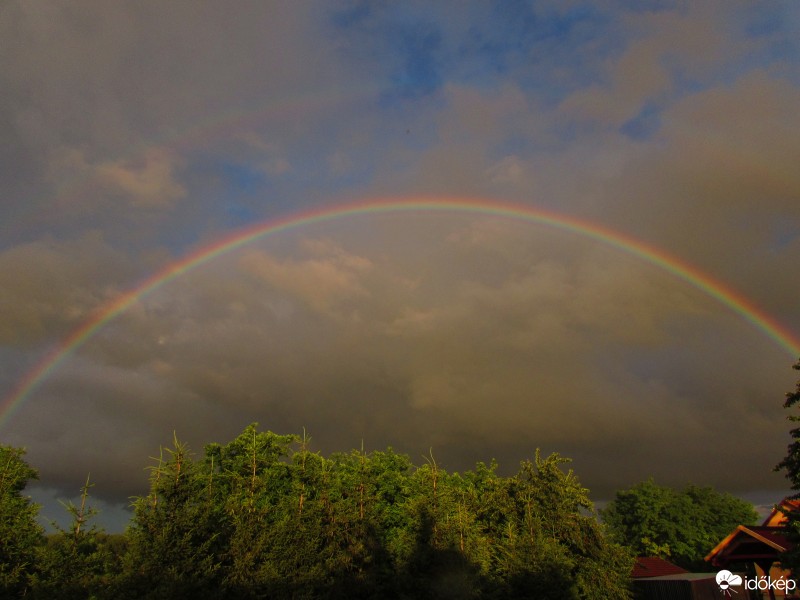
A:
[601,478,757,570]
[31,475,118,599]
[775,359,800,574]
[402,453,485,600]
[47,424,636,598]
[503,451,633,600]
[119,434,222,599]
[209,423,296,596]
[0,445,44,598]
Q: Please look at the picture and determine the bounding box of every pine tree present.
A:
[120,434,222,599]
[32,475,118,599]
[211,423,295,596]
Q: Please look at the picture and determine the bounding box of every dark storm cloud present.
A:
[9,218,793,507]
[0,1,798,528]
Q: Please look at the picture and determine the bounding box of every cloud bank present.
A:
[0,1,798,527]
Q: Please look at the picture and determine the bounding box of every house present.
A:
[705,498,800,600]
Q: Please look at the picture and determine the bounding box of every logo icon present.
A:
[716,570,742,596]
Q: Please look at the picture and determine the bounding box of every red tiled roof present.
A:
[632,556,689,579]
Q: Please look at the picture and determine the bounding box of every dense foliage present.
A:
[601,478,758,570]
[776,359,800,575]
[0,445,44,597]
[0,425,639,598]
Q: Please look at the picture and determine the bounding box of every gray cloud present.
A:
[6,218,794,509]
[1,1,798,527]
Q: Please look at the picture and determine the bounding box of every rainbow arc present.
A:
[2,197,798,429]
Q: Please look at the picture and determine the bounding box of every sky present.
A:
[1,0,799,531]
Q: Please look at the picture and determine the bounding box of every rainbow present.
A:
[2,197,799,429]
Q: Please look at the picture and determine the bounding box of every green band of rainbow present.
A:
[3,197,798,430]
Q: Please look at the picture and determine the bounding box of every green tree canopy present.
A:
[31,475,120,599]
[115,424,633,599]
[601,478,757,571]
[0,445,44,598]
[5,425,635,598]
